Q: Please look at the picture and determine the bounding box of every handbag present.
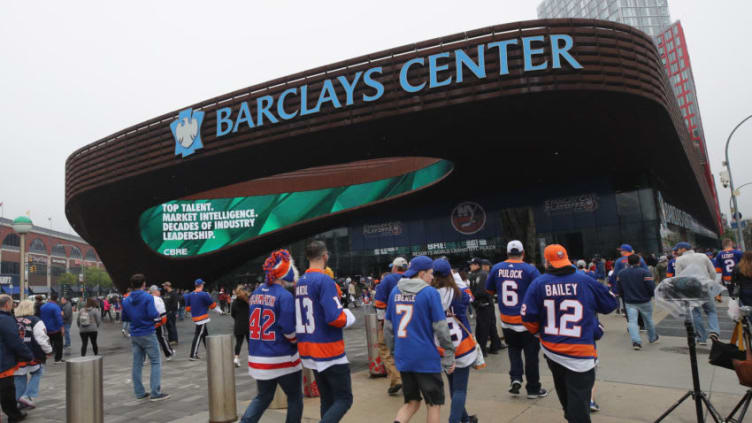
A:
[451,315,486,370]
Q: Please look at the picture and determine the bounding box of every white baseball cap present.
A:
[392,257,408,268]
[507,240,524,255]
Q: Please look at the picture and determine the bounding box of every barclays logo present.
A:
[170,108,205,158]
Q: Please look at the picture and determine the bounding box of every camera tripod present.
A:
[656,301,722,423]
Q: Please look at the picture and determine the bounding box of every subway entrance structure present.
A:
[65,19,720,291]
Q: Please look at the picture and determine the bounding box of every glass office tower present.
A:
[537,0,671,38]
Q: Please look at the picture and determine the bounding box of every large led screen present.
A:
[139,160,452,257]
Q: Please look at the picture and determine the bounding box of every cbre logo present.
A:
[170,108,205,158]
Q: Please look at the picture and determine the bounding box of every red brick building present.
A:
[0,217,103,293]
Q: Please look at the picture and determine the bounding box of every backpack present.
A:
[79,308,91,327]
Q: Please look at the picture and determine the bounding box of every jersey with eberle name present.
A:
[295,269,349,371]
[486,260,541,332]
[715,249,743,282]
[247,283,301,380]
[521,271,618,372]
[386,284,446,373]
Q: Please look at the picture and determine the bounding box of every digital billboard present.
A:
[139,160,452,257]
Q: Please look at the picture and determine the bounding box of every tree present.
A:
[57,272,77,286]
[83,267,113,290]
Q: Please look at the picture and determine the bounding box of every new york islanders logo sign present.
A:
[451,202,486,235]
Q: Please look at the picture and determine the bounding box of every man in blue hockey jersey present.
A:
[715,239,743,290]
[486,240,547,398]
[186,278,222,361]
[385,255,456,423]
[296,241,356,423]
[242,249,302,423]
[522,245,617,423]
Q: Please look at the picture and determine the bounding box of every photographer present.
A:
[674,242,720,345]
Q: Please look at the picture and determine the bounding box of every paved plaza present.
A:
[16,303,751,422]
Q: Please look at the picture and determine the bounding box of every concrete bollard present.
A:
[365,312,387,376]
[206,334,238,423]
[66,356,103,423]
[268,384,287,409]
[302,367,319,397]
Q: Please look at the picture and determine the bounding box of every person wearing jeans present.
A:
[313,364,353,422]
[243,249,303,423]
[242,371,302,423]
[13,299,52,410]
[122,274,169,402]
[692,300,721,344]
[61,297,73,350]
[673,242,722,344]
[40,293,65,363]
[615,253,659,349]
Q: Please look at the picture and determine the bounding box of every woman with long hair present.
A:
[431,258,479,423]
[231,285,250,367]
[732,251,752,306]
[78,298,102,356]
[14,299,53,409]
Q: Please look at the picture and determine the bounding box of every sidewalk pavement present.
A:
[18,304,751,422]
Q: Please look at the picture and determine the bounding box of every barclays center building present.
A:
[65,19,720,290]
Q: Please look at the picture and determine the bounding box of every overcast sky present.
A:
[1,1,751,236]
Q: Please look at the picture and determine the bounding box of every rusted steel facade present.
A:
[65,19,718,290]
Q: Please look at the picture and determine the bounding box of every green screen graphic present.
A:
[140,160,452,257]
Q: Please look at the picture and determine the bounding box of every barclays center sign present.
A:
[170,34,583,157]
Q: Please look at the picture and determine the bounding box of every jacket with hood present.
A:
[0,310,33,377]
[122,289,159,337]
[385,277,455,373]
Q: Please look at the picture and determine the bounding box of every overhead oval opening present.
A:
[139,157,453,257]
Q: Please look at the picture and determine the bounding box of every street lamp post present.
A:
[725,115,752,251]
[12,216,33,301]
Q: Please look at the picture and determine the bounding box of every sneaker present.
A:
[150,393,170,402]
[509,380,522,395]
[633,343,642,350]
[487,349,500,355]
[122,329,127,337]
[590,400,600,412]
[166,355,173,362]
[709,333,720,343]
[527,388,548,399]
[8,411,26,421]
[136,393,150,400]
[17,397,34,409]
[467,415,479,423]
[55,359,66,364]
[639,328,647,333]
[189,355,200,361]
[387,384,402,395]
[698,339,708,346]
[650,335,660,344]
[233,357,240,367]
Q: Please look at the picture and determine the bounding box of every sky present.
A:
[1,0,751,236]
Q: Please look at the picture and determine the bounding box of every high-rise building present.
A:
[657,21,719,227]
[536,0,670,38]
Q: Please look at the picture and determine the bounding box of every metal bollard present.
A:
[365,311,387,376]
[206,334,238,423]
[66,356,103,423]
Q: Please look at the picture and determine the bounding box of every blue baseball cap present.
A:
[404,256,434,278]
[432,258,452,276]
[194,278,205,286]
[618,244,633,253]
[673,242,692,251]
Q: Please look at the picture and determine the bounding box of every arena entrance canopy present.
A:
[65,19,718,290]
